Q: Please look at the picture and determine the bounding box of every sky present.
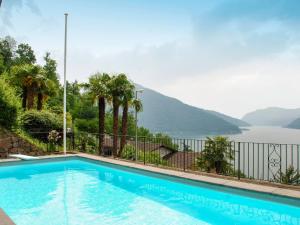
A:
[1,0,300,118]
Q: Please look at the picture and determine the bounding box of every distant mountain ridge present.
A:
[135,84,247,137]
[287,118,300,129]
[242,107,300,126]
[207,110,250,127]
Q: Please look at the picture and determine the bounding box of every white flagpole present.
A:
[63,13,68,155]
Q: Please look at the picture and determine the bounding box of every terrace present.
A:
[1,129,299,191]
[1,127,300,225]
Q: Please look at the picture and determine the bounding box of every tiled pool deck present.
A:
[0,208,15,225]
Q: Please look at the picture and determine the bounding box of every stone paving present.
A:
[0,208,15,225]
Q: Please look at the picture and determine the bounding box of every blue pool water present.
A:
[0,158,299,225]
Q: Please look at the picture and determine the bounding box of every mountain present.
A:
[207,110,250,127]
[242,107,300,126]
[287,118,300,129]
[135,84,241,137]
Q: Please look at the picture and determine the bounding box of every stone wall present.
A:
[0,128,45,159]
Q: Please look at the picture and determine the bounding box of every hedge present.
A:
[0,78,21,129]
[20,110,63,141]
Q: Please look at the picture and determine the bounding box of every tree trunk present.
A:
[37,93,43,110]
[98,97,105,155]
[22,86,27,109]
[112,97,119,157]
[27,88,35,110]
[119,101,128,156]
[215,161,222,174]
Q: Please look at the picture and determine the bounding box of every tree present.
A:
[11,64,43,110]
[119,89,143,156]
[86,73,111,155]
[0,55,5,75]
[15,43,36,65]
[43,52,59,85]
[0,78,21,128]
[0,36,16,70]
[35,74,57,110]
[107,74,129,156]
[197,136,233,174]
[119,81,135,155]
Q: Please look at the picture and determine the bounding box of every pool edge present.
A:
[1,153,299,206]
[75,153,300,205]
[0,208,16,225]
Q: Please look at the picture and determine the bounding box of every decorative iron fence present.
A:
[24,131,300,185]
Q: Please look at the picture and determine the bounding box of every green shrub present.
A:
[274,166,300,184]
[121,144,167,165]
[75,118,98,133]
[76,132,96,153]
[20,110,62,141]
[197,136,234,174]
[0,78,21,129]
[48,130,62,152]
[121,144,136,160]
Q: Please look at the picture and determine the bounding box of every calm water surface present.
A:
[228,126,300,144]
[170,126,300,144]
[0,159,299,225]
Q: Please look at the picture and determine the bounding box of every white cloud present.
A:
[3,0,300,118]
[157,50,300,118]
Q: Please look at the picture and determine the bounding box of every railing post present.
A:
[297,144,299,185]
[183,139,186,171]
[238,142,241,180]
[143,137,146,165]
[72,132,75,150]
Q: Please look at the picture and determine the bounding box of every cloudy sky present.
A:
[1,0,300,118]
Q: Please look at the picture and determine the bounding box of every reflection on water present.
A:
[0,160,299,225]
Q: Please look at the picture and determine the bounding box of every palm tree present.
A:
[86,73,111,155]
[119,81,135,155]
[107,74,129,157]
[36,74,57,110]
[119,98,143,156]
[11,64,42,110]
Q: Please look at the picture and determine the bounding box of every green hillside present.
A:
[136,85,241,136]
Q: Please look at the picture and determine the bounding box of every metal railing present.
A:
[24,131,300,185]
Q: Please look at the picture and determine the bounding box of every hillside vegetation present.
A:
[0,35,245,154]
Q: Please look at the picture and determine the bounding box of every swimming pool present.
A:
[0,157,299,225]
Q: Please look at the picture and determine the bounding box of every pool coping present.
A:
[73,153,300,200]
[0,208,16,225]
[0,153,299,200]
[1,153,299,225]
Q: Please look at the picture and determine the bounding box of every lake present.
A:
[173,126,300,180]
[176,126,300,144]
[227,126,300,144]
